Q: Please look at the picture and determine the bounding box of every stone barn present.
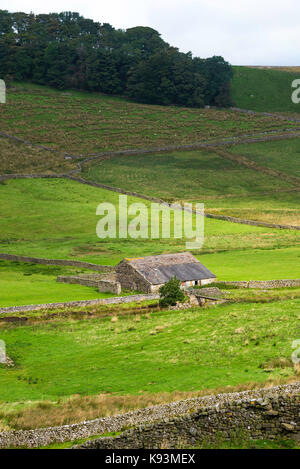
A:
[116,252,216,293]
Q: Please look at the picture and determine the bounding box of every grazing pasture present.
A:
[0,82,298,156]
[0,138,75,176]
[82,148,300,226]
[0,178,298,274]
[0,78,299,441]
[0,261,117,308]
[228,138,300,178]
[232,66,300,113]
[0,299,299,428]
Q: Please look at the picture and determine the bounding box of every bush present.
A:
[159,276,185,307]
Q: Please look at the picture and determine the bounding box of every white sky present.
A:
[3,0,300,65]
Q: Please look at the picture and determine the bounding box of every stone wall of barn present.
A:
[116,261,151,293]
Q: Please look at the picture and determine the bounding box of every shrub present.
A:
[159,276,185,307]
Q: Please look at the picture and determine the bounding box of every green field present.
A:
[0,82,298,160]
[0,178,298,277]
[82,149,292,200]
[0,261,119,308]
[199,247,300,281]
[0,299,299,404]
[0,177,298,306]
[232,66,300,113]
[229,138,300,177]
[0,138,76,176]
[0,77,300,443]
[82,147,300,226]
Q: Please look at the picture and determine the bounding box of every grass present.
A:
[199,247,300,281]
[229,138,300,178]
[82,149,293,200]
[0,82,298,158]
[0,178,299,284]
[82,146,300,226]
[0,138,76,176]
[38,432,123,449]
[0,298,299,429]
[0,299,299,399]
[0,78,299,444]
[203,192,300,226]
[232,66,300,113]
[0,261,122,307]
[212,286,300,304]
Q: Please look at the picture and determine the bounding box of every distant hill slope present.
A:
[0,82,298,161]
[232,66,300,113]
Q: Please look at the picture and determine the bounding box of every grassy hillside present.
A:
[82,147,300,226]
[0,138,76,175]
[0,82,298,159]
[0,178,299,309]
[232,66,300,113]
[0,178,298,263]
[0,299,299,405]
[82,149,291,199]
[0,261,120,308]
[229,138,300,177]
[0,79,299,439]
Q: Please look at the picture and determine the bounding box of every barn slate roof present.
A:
[123,252,216,285]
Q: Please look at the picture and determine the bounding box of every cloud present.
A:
[3,0,300,64]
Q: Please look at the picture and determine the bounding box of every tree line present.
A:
[0,10,233,107]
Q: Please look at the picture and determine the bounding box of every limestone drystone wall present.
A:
[216,279,300,289]
[0,293,159,315]
[57,273,121,294]
[0,382,298,448]
[0,253,114,272]
[76,383,300,449]
[97,279,121,295]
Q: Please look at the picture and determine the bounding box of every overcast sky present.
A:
[3,0,300,65]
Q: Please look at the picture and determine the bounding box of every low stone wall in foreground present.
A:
[0,383,298,449]
[76,383,300,449]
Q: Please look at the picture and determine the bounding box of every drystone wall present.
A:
[97,279,121,294]
[76,383,300,449]
[0,253,114,272]
[0,383,298,449]
[56,274,121,294]
[0,293,159,315]
[57,274,106,287]
[216,279,300,289]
